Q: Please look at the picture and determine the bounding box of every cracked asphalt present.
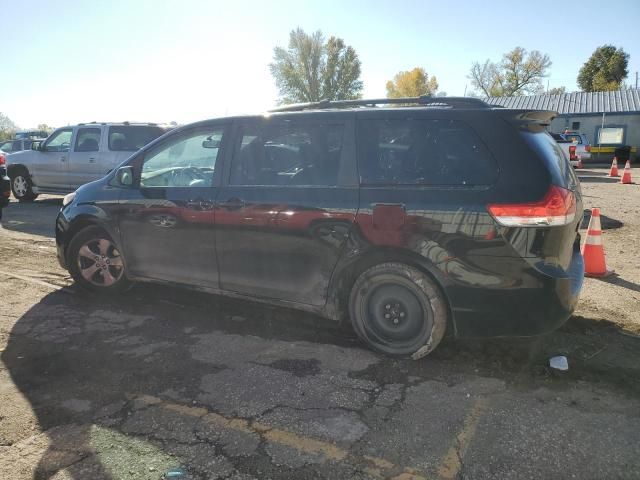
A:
[1,167,640,480]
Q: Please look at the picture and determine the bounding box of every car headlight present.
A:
[62,191,76,207]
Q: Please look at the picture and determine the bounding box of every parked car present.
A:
[0,153,10,220]
[550,133,580,168]
[0,138,40,154]
[14,130,50,139]
[7,122,167,201]
[559,130,591,161]
[55,97,584,358]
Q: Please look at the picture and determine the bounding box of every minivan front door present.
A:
[215,117,358,306]
[117,124,228,287]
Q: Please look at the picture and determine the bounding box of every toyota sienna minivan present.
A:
[55,97,584,358]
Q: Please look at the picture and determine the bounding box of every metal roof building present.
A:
[487,90,640,114]
[487,90,640,161]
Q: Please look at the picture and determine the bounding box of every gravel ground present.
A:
[0,167,639,480]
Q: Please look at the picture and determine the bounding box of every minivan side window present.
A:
[74,128,101,152]
[230,122,345,186]
[44,129,73,152]
[357,119,497,186]
[140,127,224,188]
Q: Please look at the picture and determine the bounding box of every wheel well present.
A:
[63,219,105,264]
[7,164,28,177]
[331,248,456,336]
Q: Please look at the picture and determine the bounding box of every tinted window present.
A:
[140,126,224,188]
[74,128,101,152]
[108,126,165,151]
[230,121,344,186]
[44,129,73,152]
[521,131,576,189]
[358,118,497,186]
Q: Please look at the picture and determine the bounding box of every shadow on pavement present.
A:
[1,197,62,239]
[2,283,639,479]
[599,274,640,293]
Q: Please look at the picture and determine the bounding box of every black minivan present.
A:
[55,97,584,358]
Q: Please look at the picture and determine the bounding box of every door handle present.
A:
[221,198,245,210]
[60,156,67,162]
[187,199,214,210]
[89,157,96,163]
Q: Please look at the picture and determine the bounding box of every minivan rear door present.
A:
[215,115,359,306]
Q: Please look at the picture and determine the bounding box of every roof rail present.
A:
[269,96,490,113]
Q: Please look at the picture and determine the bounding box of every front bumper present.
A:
[1,169,10,208]
[55,210,71,270]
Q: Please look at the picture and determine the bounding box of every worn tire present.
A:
[10,168,38,202]
[349,263,447,359]
[68,226,130,294]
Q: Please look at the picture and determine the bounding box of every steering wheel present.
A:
[168,167,205,186]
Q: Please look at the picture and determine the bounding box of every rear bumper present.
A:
[447,249,584,338]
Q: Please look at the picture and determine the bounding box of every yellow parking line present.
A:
[127,394,428,479]
[437,397,489,479]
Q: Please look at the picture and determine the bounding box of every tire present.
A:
[349,262,447,359]
[10,168,38,202]
[67,226,130,294]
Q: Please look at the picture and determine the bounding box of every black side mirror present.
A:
[116,166,135,187]
[31,141,43,151]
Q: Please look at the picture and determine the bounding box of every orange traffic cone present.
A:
[608,157,619,177]
[581,208,614,278]
[620,160,633,184]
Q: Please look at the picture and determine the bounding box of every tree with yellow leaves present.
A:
[386,68,439,98]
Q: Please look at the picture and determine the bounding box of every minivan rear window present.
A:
[108,126,165,151]
[521,131,576,188]
[357,118,498,186]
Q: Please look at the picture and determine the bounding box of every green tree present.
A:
[577,45,629,92]
[548,86,566,95]
[37,123,54,134]
[0,112,17,142]
[270,28,363,104]
[469,47,551,97]
[385,67,439,98]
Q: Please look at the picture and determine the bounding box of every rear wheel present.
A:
[10,169,38,202]
[349,263,447,359]
[68,226,130,293]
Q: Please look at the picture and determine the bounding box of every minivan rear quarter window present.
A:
[357,118,497,186]
[108,126,165,152]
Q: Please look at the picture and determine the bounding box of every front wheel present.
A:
[349,263,447,359]
[10,170,38,202]
[68,226,130,293]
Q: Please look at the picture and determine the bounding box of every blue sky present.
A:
[2,0,639,128]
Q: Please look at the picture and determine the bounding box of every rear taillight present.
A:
[569,145,577,160]
[487,185,576,227]
[0,153,5,165]
[585,144,591,152]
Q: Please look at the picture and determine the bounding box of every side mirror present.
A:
[116,166,135,186]
[31,141,43,151]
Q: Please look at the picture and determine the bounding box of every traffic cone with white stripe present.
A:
[620,160,633,184]
[581,208,614,278]
[608,157,619,177]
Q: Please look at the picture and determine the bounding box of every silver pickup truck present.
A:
[7,122,167,201]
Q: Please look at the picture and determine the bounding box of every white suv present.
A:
[7,122,167,201]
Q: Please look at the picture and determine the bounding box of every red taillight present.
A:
[487,185,576,227]
[569,145,577,160]
[585,144,591,152]
[0,153,5,166]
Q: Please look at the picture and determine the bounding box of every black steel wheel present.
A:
[349,263,447,358]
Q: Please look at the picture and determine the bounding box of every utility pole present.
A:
[635,71,638,89]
